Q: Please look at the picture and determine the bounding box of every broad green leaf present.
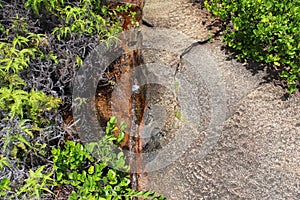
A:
[88,166,95,174]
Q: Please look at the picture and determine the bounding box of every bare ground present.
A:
[141,0,300,199]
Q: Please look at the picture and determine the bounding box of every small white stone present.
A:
[132,84,140,92]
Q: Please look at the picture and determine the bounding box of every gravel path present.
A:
[141,0,300,199]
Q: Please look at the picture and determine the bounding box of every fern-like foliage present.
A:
[24,0,133,40]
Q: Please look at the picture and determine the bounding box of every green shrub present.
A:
[2,118,165,199]
[51,117,165,200]
[205,0,300,93]
[0,1,163,199]
[0,12,58,197]
[25,0,133,40]
[0,178,11,197]
[16,165,54,199]
[0,17,61,163]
